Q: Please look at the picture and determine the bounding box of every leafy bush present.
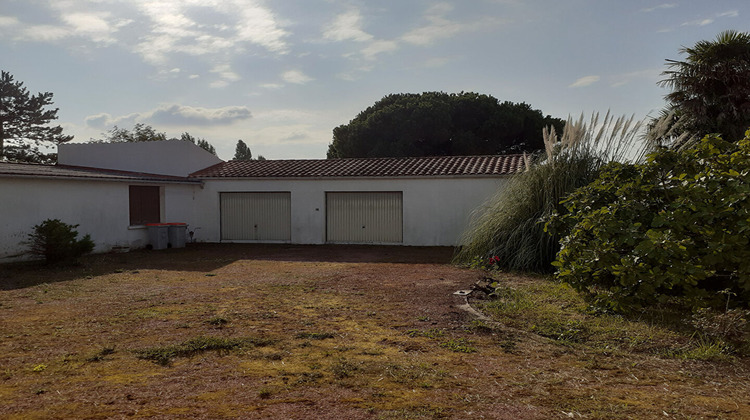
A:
[548,132,750,311]
[454,112,645,271]
[27,219,95,264]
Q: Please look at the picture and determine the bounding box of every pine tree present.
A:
[0,71,73,162]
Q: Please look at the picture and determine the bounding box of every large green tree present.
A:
[654,30,750,143]
[0,71,73,163]
[326,92,565,158]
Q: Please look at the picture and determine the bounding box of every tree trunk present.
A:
[0,121,4,159]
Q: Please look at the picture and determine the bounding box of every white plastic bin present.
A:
[146,223,169,250]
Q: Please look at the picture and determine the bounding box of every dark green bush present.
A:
[27,219,95,264]
[547,132,750,311]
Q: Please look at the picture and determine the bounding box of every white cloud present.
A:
[232,1,289,53]
[148,104,252,125]
[641,3,677,12]
[209,63,241,87]
[86,104,252,128]
[323,10,373,42]
[718,10,739,18]
[20,25,70,42]
[335,72,358,81]
[280,132,310,142]
[681,18,714,27]
[4,4,132,45]
[84,113,116,128]
[610,68,661,88]
[254,109,318,123]
[401,2,501,47]
[401,3,465,46]
[281,70,313,84]
[569,75,600,88]
[0,16,20,27]
[61,12,116,43]
[361,40,398,60]
[251,125,327,146]
[130,0,289,68]
[681,10,738,27]
[84,112,140,129]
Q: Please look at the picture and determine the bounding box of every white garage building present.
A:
[0,140,523,261]
[191,156,522,246]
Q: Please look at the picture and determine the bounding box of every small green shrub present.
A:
[548,133,750,311]
[27,219,94,264]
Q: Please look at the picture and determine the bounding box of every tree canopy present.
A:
[0,71,73,163]
[180,132,217,156]
[97,123,168,143]
[233,139,265,160]
[653,30,750,143]
[93,124,218,156]
[234,140,253,160]
[326,92,565,158]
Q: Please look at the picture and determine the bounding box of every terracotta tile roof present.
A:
[191,155,526,179]
[0,162,199,183]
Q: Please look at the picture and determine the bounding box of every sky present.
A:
[2,0,747,160]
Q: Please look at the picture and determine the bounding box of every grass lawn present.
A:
[1,244,748,419]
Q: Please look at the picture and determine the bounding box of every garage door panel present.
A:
[327,192,402,243]
[221,192,291,241]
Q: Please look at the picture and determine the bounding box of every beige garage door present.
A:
[220,192,291,241]
[326,192,403,243]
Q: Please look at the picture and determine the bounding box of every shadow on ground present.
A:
[0,243,456,290]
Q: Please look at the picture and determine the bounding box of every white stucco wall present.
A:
[0,177,200,262]
[58,140,223,177]
[194,176,507,246]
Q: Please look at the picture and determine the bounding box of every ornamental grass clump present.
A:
[454,112,646,272]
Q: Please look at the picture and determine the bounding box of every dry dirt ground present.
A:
[0,244,748,419]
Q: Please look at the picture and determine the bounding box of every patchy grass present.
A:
[134,336,274,366]
[480,277,691,354]
[85,346,116,363]
[0,244,748,419]
[295,332,336,340]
